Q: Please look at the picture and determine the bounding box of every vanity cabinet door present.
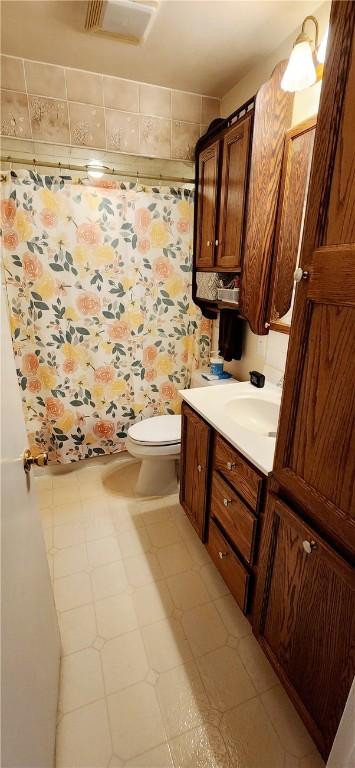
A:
[180,403,211,540]
[254,494,355,759]
[215,113,252,270]
[196,140,220,269]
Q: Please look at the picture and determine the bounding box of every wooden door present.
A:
[268,117,316,329]
[196,140,220,269]
[215,113,252,270]
[254,494,355,759]
[179,402,211,540]
[273,1,355,559]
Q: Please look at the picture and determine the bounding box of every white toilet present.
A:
[125,369,236,496]
[126,414,181,496]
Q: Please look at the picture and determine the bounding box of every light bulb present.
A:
[88,169,104,179]
[88,159,104,179]
[317,27,329,64]
[281,40,317,92]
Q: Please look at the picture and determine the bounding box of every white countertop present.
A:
[179,380,281,475]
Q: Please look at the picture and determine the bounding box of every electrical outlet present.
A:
[257,335,267,356]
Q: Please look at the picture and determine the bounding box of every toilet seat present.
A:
[127,415,181,446]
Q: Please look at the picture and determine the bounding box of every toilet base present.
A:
[136,457,178,496]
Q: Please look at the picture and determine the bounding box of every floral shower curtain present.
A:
[1,170,210,463]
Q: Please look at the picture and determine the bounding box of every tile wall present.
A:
[212,319,289,384]
[0,55,220,161]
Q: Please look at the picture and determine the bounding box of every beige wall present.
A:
[217,1,331,382]
[221,1,331,120]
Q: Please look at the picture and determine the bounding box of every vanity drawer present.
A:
[210,472,256,564]
[213,434,262,511]
[207,519,250,612]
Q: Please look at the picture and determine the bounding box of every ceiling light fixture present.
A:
[87,160,106,179]
[281,15,322,93]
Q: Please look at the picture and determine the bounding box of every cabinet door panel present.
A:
[196,141,219,269]
[273,2,355,558]
[239,61,293,334]
[216,114,251,269]
[180,403,210,540]
[269,119,315,325]
[255,494,355,759]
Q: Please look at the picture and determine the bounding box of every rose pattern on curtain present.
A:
[1,171,211,462]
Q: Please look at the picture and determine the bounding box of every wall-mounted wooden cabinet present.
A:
[193,61,293,332]
[196,114,252,272]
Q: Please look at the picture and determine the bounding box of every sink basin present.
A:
[225,396,280,436]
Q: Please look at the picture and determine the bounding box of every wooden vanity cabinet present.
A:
[254,494,355,758]
[180,407,266,615]
[179,402,211,540]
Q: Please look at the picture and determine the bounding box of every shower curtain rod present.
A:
[0,155,194,185]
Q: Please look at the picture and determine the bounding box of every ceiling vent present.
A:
[85,0,159,45]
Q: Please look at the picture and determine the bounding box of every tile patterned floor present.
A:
[36,456,325,768]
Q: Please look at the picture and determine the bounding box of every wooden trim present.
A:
[269,322,290,334]
[285,115,317,141]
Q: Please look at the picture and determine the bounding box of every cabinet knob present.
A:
[223,498,231,507]
[206,240,211,246]
[226,461,236,470]
[218,551,229,559]
[197,464,203,473]
[302,540,316,554]
[294,267,309,283]
[215,239,219,246]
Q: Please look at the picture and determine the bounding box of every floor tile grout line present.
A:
[37,470,322,767]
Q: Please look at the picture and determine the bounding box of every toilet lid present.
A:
[128,415,181,445]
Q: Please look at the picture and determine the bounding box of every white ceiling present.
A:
[1,0,325,97]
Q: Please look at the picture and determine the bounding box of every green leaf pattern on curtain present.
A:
[1,171,211,463]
